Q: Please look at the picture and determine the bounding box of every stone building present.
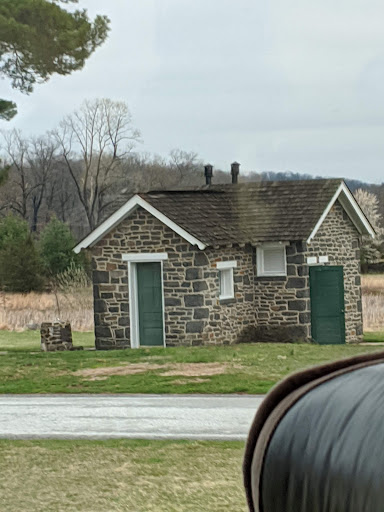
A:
[74,173,374,349]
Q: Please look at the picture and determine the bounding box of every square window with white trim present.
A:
[217,261,237,300]
[257,245,287,276]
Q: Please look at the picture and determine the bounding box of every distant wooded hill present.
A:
[1,142,382,241]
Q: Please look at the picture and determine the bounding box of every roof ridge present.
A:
[140,178,344,195]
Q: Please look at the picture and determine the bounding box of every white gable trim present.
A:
[73,195,206,253]
[307,182,375,244]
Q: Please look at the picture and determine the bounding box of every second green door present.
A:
[310,266,345,345]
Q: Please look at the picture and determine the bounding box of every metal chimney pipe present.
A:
[204,164,213,185]
[231,162,240,184]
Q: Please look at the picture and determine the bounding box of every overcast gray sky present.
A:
[3,0,384,183]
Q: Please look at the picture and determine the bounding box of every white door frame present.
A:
[123,253,168,349]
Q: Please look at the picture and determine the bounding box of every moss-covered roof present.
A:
[136,179,342,245]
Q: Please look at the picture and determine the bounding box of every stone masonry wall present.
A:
[254,241,310,341]
[91,207,256,349]
[306,201,363,343]
[165,244,256,346]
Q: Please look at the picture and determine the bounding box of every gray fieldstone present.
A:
[186,321,204,333]
[94,300,107,313]
[193,281,208,292]
[184,295,204,307]
[165,298,182,307]
[193,308,210,319]
[186,268,202,280]
[93,271,109,284]
[194,252,209,266]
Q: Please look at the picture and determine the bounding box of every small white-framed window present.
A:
[217,261,237,300]
[257,245,287,276]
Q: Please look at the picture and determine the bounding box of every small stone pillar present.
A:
[41,322,73,352]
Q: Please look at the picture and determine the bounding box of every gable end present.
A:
[307,182,375,244]
[73,195,206,253]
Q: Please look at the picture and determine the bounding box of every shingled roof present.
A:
[137,179,342,245]
[74,178,375,253]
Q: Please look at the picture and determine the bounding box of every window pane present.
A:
[220,268,234,298]
[264,247,285,273]
[223,270,230,296]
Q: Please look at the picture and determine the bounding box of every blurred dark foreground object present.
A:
[243,351,384,512]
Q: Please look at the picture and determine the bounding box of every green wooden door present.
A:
[137,262,164,346]
[310,266,345,345]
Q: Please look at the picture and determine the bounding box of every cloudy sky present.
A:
[3,0,384,183]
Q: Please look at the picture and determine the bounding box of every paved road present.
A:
[0,394,264,441]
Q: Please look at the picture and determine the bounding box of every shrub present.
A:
[0,215,29,251]
[0,215,44,292]
[0,235,44,292]
[39,217,82,276]
[57,262,91,292]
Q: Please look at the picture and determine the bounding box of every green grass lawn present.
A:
[362,331,384,342]
[0,439,247,511]
[0,330,95,351]
[0,330,383,394]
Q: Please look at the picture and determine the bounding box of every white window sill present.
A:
[257,273,287,277]
[219,295,235,301]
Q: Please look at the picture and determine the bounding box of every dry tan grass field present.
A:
[0,274,382,333]
[361,274,384,332]
[0,289,93,331]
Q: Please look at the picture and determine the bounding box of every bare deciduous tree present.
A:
[0,130,58,230]
[127,150,204,192]
[27,136,57,231]
[53,98,141,230]
[169,149,203,186]
[354,188,384,266]
[0,129,31,220]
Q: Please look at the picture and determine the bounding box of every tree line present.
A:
[0,98,220,241]
[0,97,383,292]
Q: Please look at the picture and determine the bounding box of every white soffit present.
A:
[307,182,376,244]
[73,195,206,253]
